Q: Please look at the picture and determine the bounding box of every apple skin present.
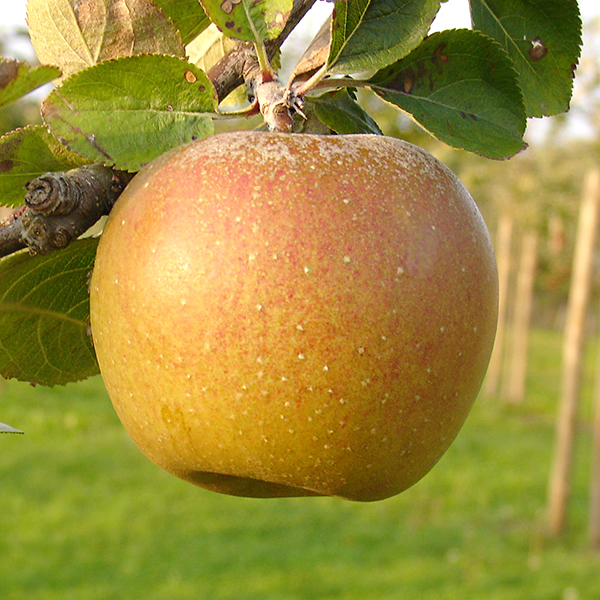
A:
[89,132,498,501]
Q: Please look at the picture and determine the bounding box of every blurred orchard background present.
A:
[3,1,600,599]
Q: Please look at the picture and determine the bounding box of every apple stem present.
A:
[253,41,275,82]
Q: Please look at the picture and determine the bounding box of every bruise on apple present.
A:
[90,131,498,502]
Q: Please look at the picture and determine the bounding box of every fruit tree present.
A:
[0,0,583,500]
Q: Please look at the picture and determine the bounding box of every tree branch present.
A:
[0,208,27,257]
[208,0,318,102]
[0,165,133,258]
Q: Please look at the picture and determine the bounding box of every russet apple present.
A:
[89,132,498,501]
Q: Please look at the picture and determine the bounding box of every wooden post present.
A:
[548,168,600,537]
[504,230,538,404]
[485,213,513,397]
[590,336,600,548]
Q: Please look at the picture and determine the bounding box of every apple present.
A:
[89,131,498,501]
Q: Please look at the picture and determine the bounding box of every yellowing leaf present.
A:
[186,24,246,106]
[28,0,185,78]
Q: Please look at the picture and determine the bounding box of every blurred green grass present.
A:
[1,327,600,600]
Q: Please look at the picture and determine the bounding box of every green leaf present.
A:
[0,238,100,386]
[41,54,218,172]
[151,0,210,45]
[0,126,89,208]
[328,0,441,74]
[312,90,383,135]
[27,0,185,79]
[0,422,24,434]
[368,29,527,159]
[470,0,582,117]
[200,0,292,42]
[0,58,60,108]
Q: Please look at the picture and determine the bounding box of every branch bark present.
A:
[0,165,133,258]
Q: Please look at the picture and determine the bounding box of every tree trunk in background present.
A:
[485,214,513,397]
[504,230,538,405]
[590,338,600,548]
[548,168,600,537]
